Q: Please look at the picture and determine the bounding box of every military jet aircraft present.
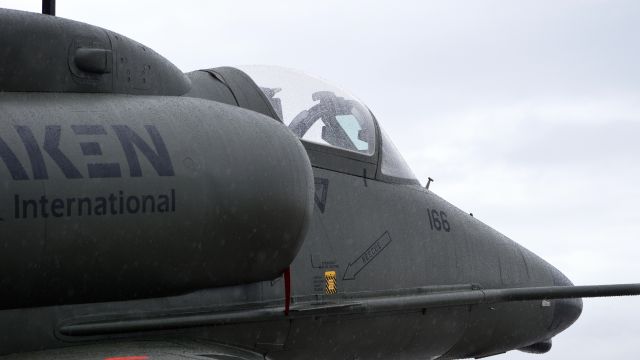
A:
[0,2,638,359]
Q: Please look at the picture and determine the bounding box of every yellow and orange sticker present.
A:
[324,270,337,295]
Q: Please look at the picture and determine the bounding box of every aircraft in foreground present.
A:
[0,2,638,359]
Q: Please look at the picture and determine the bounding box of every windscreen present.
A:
[380,128,417,181]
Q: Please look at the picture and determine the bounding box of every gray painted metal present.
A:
[0,9,190,95]
[58,283,638,337]
[0,93,313,308]
[0,6,638,360]
[519,339,553,354]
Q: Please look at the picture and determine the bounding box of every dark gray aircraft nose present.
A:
[549,270,583,334]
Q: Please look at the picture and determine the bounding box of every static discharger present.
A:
[325,270,337,295]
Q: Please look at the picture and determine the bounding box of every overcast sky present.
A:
[2,1,639,358]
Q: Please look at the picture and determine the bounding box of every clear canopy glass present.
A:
[239,65,376,155]
[240,65,417,182]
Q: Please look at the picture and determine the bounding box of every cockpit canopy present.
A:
[238,66,417,182]
[239,66,375,155]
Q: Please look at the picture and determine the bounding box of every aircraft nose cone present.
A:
[549,270,583,334]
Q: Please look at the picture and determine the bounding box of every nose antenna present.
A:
[42,0,55,16]
[425,177,434,190]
